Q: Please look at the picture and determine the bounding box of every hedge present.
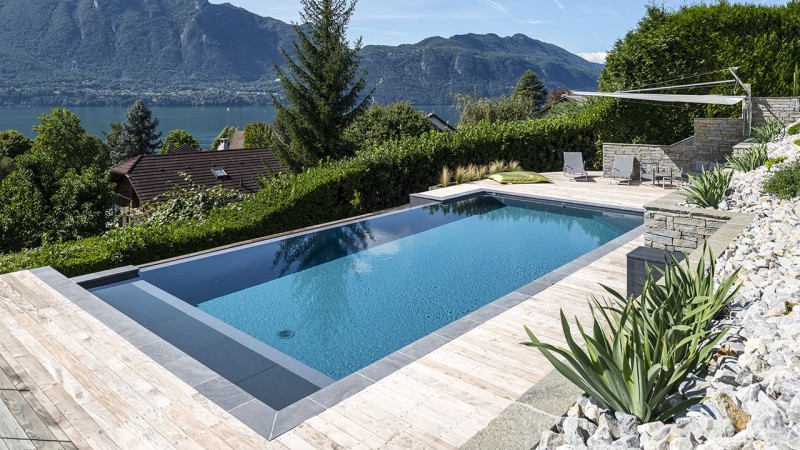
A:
[0,110,601,277]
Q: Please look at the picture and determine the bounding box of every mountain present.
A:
[0,0,601,106]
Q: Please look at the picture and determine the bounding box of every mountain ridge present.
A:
[0,0,601,106]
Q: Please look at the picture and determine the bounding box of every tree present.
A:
[0,109,114,252]
[243,121,272,148]
[513,70,548,109]
[212,126,238,150]
[161,130,200,154]
[454,93,538,126]
[271,0,372,170]
[342,102,431,151]
[110,99,162,164]
[0,130,32,159]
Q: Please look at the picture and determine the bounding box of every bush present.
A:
[787,122,800,136]
[726,144,767,172]
[682,166,732,208]
[454,93,539,126]
[342,102,432,152]
[524,245,739,423]
[0,112,600,276]
[763,160,800,199]
[753,119,782,144]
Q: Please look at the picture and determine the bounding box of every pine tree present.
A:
[110,99,162,164]
[271,0,372,170]
[513,70,548,109]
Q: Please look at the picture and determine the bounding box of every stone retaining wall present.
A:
[643,192,753,254]
[752,97,800,127]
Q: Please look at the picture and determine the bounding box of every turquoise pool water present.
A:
[136,195,641,379]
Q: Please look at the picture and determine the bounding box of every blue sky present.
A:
[209,0,789,63]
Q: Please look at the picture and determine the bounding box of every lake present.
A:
[0,105,461,148]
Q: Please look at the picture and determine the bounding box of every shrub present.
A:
[788,122,800,136]
[725,144,767,172]
[763,160,800,199]
[682,166,732,208]
[765,156,787,170]
[439,166,451,187]
[342,102,432,152]
[524,245,739,423]
[454,93,539,126]
[753,119,782,144]
[0,113,600,276]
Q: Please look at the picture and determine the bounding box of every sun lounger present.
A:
[563,152,588,181]
[609,155,634,185]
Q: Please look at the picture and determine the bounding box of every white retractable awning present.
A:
[569,91,746,106]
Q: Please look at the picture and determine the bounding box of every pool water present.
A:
[132,195,641,379]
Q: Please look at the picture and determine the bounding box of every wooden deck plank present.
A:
[0,390,58,442]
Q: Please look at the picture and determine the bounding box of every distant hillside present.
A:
[0,0,601,106]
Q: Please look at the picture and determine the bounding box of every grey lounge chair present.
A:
[563,152,588,181]
[609,155,634,185]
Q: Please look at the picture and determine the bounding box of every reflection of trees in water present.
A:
[271,222,374,349]
[428,195,639,242]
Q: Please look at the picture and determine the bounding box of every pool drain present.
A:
[278,329,295,339]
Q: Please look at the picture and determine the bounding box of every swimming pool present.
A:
[90,194,641,411]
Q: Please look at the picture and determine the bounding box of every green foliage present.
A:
[110,100,162,164]
[0,109,114,252]
[753,120,782,144]
[765,156,787,170]
[794,64,799,97]
[0,112,600,275]
[270,0,372,170]
[454,94,539,126]
[763,160,800,199]
[212,126,238,150]
[599,2,800,144]
[726,145,768,172]
[524,245,739,423]
[140,173,243,225]
[513,70,548,109]
[342,102,432,152]
[243,122,271,148]
[682,166,733,209]
[0,130,32,159]
[787,122,800,136]
[161,130,200,154]
[0,157,14,181]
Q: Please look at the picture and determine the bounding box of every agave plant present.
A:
[440,166,452,187]
[753,119,782,144]
[682,166,732,208]
[524,245,739,423]
[489,160,507,175]
[726,144,768,172]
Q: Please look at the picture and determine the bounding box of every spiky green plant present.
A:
[506,160,522,171]
[453,165,469,184]
[489,160,506,175]
[726,144,768,172]
[523,245,739,423]
[753,119,782,144]
[681,166,732,208]
[440,166,451,187]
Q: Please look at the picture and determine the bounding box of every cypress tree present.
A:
[513,70,548,109]
[271,0,372,170]
[110,99,162,164]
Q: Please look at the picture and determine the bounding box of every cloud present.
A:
[519,19,551,25]
[477,0,508,14]
[551,0,565,10]
[577,51,608,64]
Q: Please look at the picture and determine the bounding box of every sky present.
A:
[208,0,788,63]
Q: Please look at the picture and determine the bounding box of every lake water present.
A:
[0,104,460,148]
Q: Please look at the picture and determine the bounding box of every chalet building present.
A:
[110,147,286,209]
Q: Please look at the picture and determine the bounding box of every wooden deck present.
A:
[0,173,673,449]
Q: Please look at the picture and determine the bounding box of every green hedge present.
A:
[0,112,600,277]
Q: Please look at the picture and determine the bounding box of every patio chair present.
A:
[563,152,589,181]
[609,155,634,185]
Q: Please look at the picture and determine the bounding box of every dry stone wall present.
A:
[752,97,800,127]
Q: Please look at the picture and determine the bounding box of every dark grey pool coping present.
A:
[32,192,645,441]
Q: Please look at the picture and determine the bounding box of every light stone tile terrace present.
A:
[0,171,673,449]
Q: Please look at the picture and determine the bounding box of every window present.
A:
[212,167,228,178]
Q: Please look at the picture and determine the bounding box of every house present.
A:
[426,112,456,132]
[110,147,286,209]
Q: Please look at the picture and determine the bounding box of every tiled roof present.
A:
[170,144,198,154]
[109,148,287,204]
